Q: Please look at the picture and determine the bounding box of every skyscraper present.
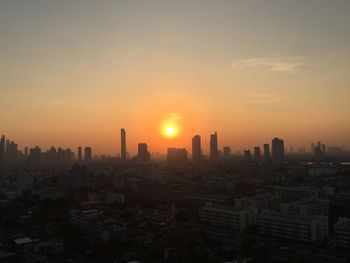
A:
[254,146,261,162]
[121,128,126,161]
[192,135,201,162]
[84,146,92,162]
[263,143,270,162]
[138,143,150,162]
[78,146,82,162]
[223,146,231,159]
[272,138,284,166]
[210,132,218,161]
[244,150,251,161]
[29,146,41,167]
[24,147,29,157]
[0,135,5,165]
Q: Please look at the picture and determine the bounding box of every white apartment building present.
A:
[257,210,328,242]
[334,217,350,247]
[200,204,254,232]
[274,186,328,201]
[281,198,329,216]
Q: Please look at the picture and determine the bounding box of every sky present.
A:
[1,0,350,155]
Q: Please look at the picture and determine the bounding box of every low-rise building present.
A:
[200,203,254,232]
[274,186,328,201]
[334,217,350,247]
[235,194,279,211]
[281,198,329,216]
[257,210,328,242]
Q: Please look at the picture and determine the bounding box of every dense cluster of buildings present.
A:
[1,130,350,262]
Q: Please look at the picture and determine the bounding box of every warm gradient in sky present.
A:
[1,0,350,155]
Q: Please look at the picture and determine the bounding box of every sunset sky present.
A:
[1,0,350,155]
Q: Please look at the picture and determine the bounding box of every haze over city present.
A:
[1,0,350,155]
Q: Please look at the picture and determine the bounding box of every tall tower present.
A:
[78,146,82,162]
[137,143,150,162]
[254,146,261,162]
[210,132,218,161]
[121,128,126,161]
[263,143,270,162]
[272,138,284,166]
[0,135,5,165]
[192,135,201,162]
[84,147,92,162]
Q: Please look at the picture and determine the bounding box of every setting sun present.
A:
[160,113,182,139]
[162,124,179,138]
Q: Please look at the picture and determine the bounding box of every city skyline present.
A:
[0,130,343,159]
[1,1,350,154]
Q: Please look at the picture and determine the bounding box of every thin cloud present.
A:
[231,56,305,73]
[250,92,281,105]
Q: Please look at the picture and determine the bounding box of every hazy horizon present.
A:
[1,0,350,155]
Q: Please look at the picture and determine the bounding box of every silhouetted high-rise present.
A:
[121,128,126,161]
[84,147,92,162]
[24,147,29,157]
[29,146,41,167]
[210,132,218,161]
[167,148,187,163]
[223,146,231,159]
[0,135,5,165]
[138,143,150,162]
[263,143,270,162]
[244,150,251,161]
[272,138,284,166]
[254,146,261,162]
[78,146,82,162]
[192,135,201,162]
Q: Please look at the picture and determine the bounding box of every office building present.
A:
[0,135,5,165]
[29,146,41,167]
[167,147,187,163]
[200,204,254,232]
[334,217,350,247]
[78,146,82,162]
[257,211,328,242]
[263,143,270,162]
[138,143,150,162]
[192,135,201,162]
[244,150,251,161]
[272,137,284,166]
[24,147,28,156]
[210,132,218,161]
[84,147,92,162]
[223,146,231,159]
[121,128,126,161]
[254,146,260,162]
